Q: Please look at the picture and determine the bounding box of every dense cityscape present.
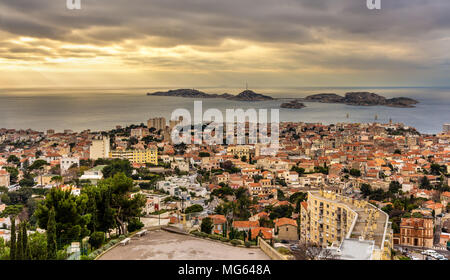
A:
[1,118,449,260]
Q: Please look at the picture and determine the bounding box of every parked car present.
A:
[424,249,437,256]
[430,253,442,259]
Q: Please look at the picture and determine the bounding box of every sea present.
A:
[0,87,449,134]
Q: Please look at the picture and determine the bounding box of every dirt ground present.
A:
[99,229,270,260]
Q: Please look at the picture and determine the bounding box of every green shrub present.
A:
[210,235,221,240]
[128,218,144,232]
[89,231,105,249]
[277,247,292,255]
[201,217,214,234]
[110,240,118,245]
[244,241,251,248]
[220,237,229,242]
[230,239,241,246]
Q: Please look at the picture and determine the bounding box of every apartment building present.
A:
[148,117,166,131]
[226,145,253,160]
[110,146,158,165]
[399,217,434,248]
[0,169,10,188]
[60,157,80,173]
[89,136,110,160]
[130,127,149,138]
[300,190,393,260]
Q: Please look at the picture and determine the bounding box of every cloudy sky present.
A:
[0,0,449,88]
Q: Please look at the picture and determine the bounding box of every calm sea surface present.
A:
[0,87,449,134]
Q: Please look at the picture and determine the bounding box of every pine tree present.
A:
[22,222,29,260]
[46,207,57,260]
[16,222,23,260]
[10,217,16,260]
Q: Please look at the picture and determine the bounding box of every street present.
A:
[394,245,450,260]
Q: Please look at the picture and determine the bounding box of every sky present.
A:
[0,0,449,88]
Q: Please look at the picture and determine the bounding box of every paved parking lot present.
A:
[99,229,270,260]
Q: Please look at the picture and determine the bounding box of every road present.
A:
[394,245,449,260]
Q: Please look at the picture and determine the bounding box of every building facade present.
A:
[148,117,166,131]
[399,217,434,248]
[89,136,110,160]
[0,170,10,188]
[275,218,298,241]
[300,190,393,260]
[110,146,158,165]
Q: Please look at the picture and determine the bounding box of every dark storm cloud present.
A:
[0,0,449,86]
[0,0,447,45]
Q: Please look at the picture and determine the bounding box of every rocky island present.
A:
[301,92,419,108]
[280,100,306,109]
[147,88,232,99]
[147,89,274,101]
[226,90,274,101]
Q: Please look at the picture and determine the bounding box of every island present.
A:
[300,92,419,108]
[226,90,274,101]
[147,89,418,107]
[147,89,274,101]
[280,100,306,109]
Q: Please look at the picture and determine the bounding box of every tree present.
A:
[277,189,286,201]
[95,173,146,235]
[28,159,49,172]
[0,237,9,260]
[292,242,335,260]
[389,181,401,194]
[10,217,16,260]
[360,183,372,197]
[291,166,305,176]
[34,188,91,245]
[46,207,57,260]
[184,204,203,214]
[102,159,132,178]
[289,192,307,204]
[19,177,35,188]
[430,164,446,176]
[201,217,213,234]
[269,205,294,220]
[22,221,29,260]
[5,166,19,184]
[7,155,20,165]
[50,176,63,184]
[349,169,361,177]
[420,176,431,189]
[127,218,144,232]
[16,222,23,260]
[88,232,105,249]
[28,232,47,260]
